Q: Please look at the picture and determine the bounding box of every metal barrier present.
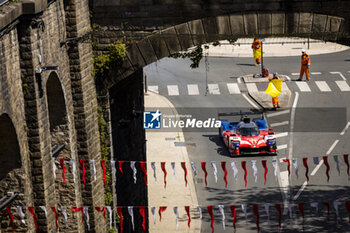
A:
[0,0,9,7]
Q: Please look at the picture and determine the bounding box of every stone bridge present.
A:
[0,0,350,232]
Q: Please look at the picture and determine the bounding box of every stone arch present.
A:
[0,114,21,179]
[103,12,344,89]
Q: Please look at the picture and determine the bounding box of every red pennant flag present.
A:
[323,156,330,182]
[303,158,309,181]
[160,162,167,188]
[261,160,268,185]
[345,202,350,222]
[100,160,107,186]
[283,159,291,176]
[207,206,215,233]
[181,162,188,187]
[298,203,305,231]
[253,204,260,232]
[95,206,106,219]
[344,154,349,176]
[79,159,86,187]
[6,206,14,232]
[140,162,148,187]
[117,207,123,233]
[229,205,236,230]
[201,162,208,187]
[159,206,167,222]
[59,158,66,183]
[72,206,84,222]
[221,161,228,188]
[322,202,330,221]
[139,206,146,232]
[275,204,282,230]
[185,206,191,228]
[50,206,59,230]
[28,207,38,232]
[118,161,125,174]
[241,161,247,187]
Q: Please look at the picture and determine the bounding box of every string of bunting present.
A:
[4,201,350,232]
[53,154,350,188]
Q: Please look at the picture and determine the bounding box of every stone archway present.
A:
[0,114,21,180]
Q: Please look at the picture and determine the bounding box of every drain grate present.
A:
[174,142,186,147]
[165,137,176,141]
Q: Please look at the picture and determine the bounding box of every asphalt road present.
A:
[144,49,350,233]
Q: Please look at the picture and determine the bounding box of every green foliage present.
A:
[169,45,203,69]
[93,41,127,79]
[109,227,117,233]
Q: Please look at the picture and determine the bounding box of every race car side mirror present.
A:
[269,128,273,131]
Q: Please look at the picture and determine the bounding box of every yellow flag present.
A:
[265,81,281,98]
[271,79,283,92]
[253,49,262,60]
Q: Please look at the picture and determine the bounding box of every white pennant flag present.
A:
[241,204,248,224]
[292,158,299,179]
[171,162,177,181]
[106,206,112,228]
[128,206,135,231]
[61,206,68,228]
[197,206,202,221]
[288,203,293,224]
[151,162,157,181]
[130,161,137,184]
[313,157,319,165]
[333,201,339,217]
[17,206,26,225]
[272,160,278,178]
[218,205,225,230]
[252,160,258,183]
[111,160,116,183]
[191,162,198,184]
[70,159,77,182]
[231,162,238,182]
[173,206,179,228]
[151,206,156,224]
[334,155,340,175]
[310,202,318,215]
[91,160,97,181]
[83,206,90,230]
[211,161,218,183]
[264,204,270,224]
[52,158,57,179]
[39,206,48,224]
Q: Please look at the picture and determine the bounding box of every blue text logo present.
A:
[143,110,161,129]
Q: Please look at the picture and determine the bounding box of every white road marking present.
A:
[266,109,290,118]
[311,160,324,176]
[227,83,241,94]
[289,92,299,159]
[315,81,331,92]
[326,140,339,155]
[285,75,291,81]
[276,132,288,138]
[187,84,199,95]
[167,85,179,96]
[279,157,287,163]
[311,72,322,75]
[295,82,311,92]
[246,83,258,92]
[270,121,289,127]
[293,181,307,200]
[340,122,350,135]
[291,73,299,75]
[277,144,287,150]
[335,81,350,91]
[148,85,159,94]
[237,77,242,84]
[330,71,346,81]
[207,84,220,95]
[282,82,290,91]
[242,93,259,109]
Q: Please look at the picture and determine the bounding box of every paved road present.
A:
[144,50,350,232]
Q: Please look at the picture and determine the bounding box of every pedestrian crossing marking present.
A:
[267,109,290,118]
[207,84,220,95]
[187,84,199,95]
[311,72,322,75]
[315,81,331,92]
[295,82,311,92]
[167,85,179,96]
[276,132,288,138]
[246,83,258,92]
[148,85,159,94]
[227,83,241,94]
[270,121,289,127]
[277,144,287,150]
[335,81,350,92]
[330,72,346,81]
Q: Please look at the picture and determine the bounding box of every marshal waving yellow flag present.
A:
[265,79,283,98]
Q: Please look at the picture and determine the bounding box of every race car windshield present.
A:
[239,127,259,136]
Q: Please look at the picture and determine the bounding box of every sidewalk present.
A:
[145,91,200,233]
[202,37,349,57]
